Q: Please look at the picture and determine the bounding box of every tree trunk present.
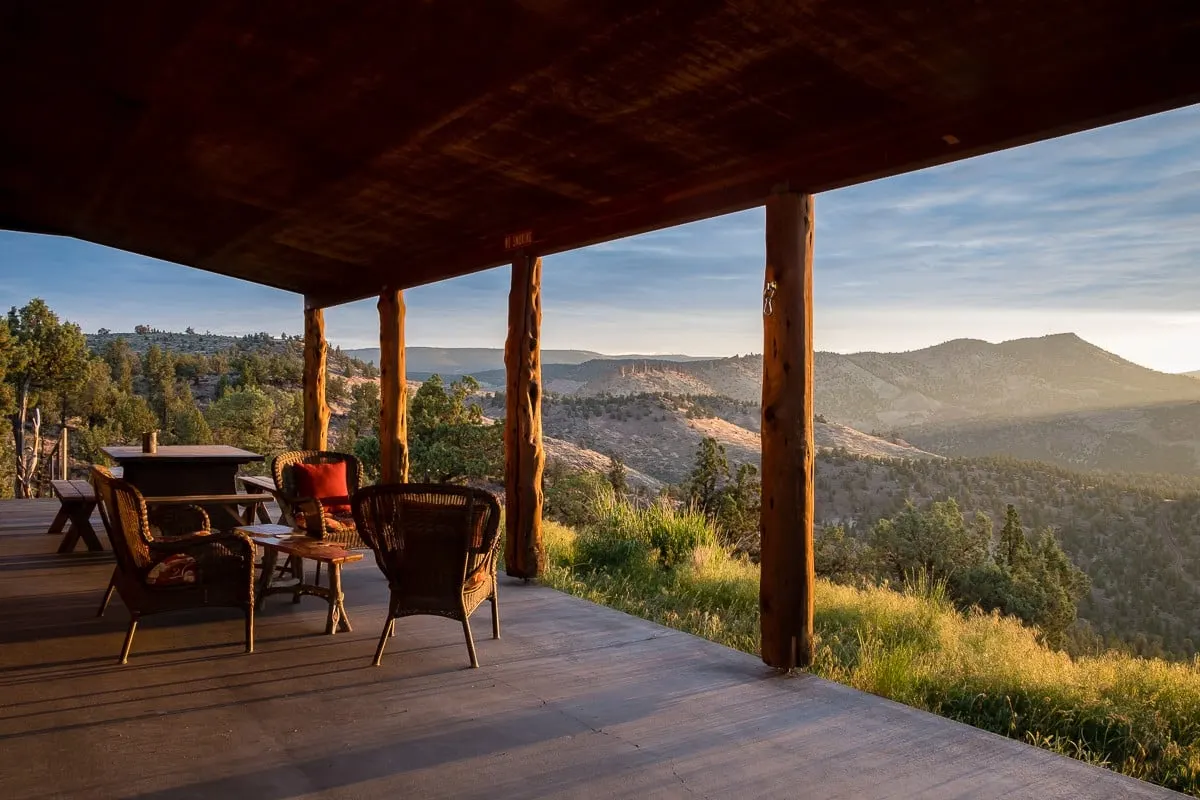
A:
[10,414,22,498]
[378,289,409,483]
[504,254,545,580]
[12,380,34,498]
[302,304,330,451]
[759,191,816,670]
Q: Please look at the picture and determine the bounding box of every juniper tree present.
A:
[4,300,88,497]
[998,504,1030,570]
[685,436,729,514]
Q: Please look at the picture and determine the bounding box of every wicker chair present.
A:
[272,450,365,550]
[352,484,502,668]
[91,466,256,664]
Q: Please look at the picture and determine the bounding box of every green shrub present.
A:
[544,465,610,527]
[574,487,655,574]
[643,501,715,568]
[573,488,717,572]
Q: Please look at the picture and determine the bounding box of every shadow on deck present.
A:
[0,500,1177,799]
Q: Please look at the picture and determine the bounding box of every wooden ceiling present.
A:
[2,1,1199,307]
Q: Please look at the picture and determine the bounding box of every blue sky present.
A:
[2,104,1198,372]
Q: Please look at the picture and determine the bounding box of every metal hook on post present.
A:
[763,280,777,317]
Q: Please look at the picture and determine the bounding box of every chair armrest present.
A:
[149,531,254,559]
[148,504,211,538]
[463,521,503,586]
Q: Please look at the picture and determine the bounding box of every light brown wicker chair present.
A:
[272,450,365,549]
[91,466,256,664]
[352,484,502,668]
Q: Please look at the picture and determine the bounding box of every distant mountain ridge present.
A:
[467,333,1200,476]
[475,334,1200,427]
[345,347,708,376]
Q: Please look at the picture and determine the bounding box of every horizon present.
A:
[81,326,1199,375]
[3,104,1200,373]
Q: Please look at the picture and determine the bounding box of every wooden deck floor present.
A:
[0,499,1179,799]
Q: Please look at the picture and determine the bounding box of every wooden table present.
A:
[239,524,364,635]
[102,445,264,530]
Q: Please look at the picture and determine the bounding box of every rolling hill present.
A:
[345,347,707,376]
[483,393,936,484]
[471,334,1200,475]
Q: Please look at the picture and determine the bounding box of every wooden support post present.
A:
[504,254,545,580]
[760,191,816,670]
[303,303,330,451]
[59,426,69,480]
[378,288,409,483]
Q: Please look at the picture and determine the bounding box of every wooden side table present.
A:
[238,524,364,635]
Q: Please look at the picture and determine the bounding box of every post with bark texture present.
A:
[303,303,330,451]
[760,191,816,669]
[59,426,69,480]
[378,288,409,483]
[504,254,545,580]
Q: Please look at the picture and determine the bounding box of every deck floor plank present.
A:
[0,500,1179,799]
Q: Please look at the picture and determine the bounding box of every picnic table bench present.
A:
[237,474,284,524]
[47,479,103,553]
[49,481,274,552]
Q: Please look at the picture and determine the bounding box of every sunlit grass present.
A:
[540,513,1200,795]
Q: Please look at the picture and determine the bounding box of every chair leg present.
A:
[119,615,139,665]
[97,569,117,617]
[245,604,255,654]
[292,558,304,604]
[462,617,479,669]
[373,615,394,667]
[490,593,500,639]
[313,562,322,587]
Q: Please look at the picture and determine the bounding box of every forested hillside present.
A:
[813,451,1200,659]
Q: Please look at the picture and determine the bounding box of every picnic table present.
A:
[101,445,265,531]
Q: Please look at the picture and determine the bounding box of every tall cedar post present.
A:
[303,302,330,451]
[760,191,816,669]
[504,254,545,579]
[378,288,409,483]
[58,426,69,480]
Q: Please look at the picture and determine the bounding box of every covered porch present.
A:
[3,0,1200,670]
[0,500,1174,799]
[3,3,1200,796]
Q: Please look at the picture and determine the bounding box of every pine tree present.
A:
[997,504,1030,570]
[606,455,628,496]
[685,436,729,513]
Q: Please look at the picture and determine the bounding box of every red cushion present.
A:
[293,461,351,514]
[146,553,198,586]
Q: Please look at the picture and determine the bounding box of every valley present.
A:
[65,328,1200,660]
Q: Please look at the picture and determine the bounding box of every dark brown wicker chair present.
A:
[91,466,256,664]
[272,450,365,549]
[352,484,502,668]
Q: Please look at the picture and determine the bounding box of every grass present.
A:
[538,502,1200,796]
